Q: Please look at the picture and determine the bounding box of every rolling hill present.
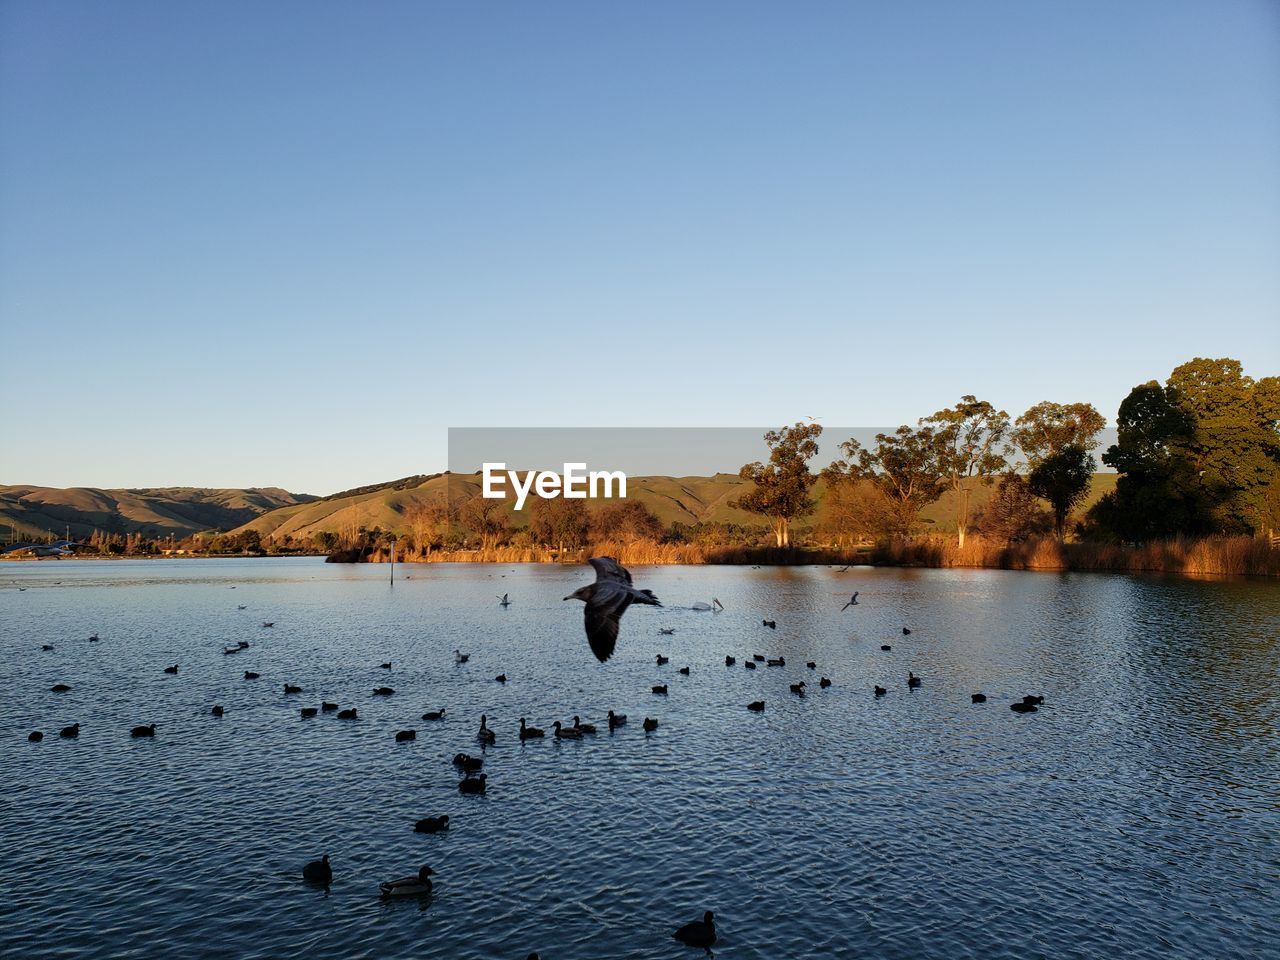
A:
[232,471,1119,540]
[0,485,316,539]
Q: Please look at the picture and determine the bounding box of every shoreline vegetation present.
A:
[344,534,1279,579]
[5,358,1276,579]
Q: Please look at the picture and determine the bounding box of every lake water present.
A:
[1,558,1277,960]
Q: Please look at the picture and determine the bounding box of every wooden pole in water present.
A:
[390,537,395,586]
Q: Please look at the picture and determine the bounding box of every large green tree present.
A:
[922,396,1011,547]
[1092,358,1280,539]
[824,426,947,535]
[1028,444,1095,541]
[735,422,823,547]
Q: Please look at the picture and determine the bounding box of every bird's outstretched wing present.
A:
[589,556,632,585]
[583,582,633,662]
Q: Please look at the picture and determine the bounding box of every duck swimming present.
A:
[302,854,331,885]
[494,674,507,684]
[874,686,887,697]
[453,753,482,772]
[60,723,80,738]
[285,684,303,694]
[656,655,669,665]
[211,705,225,716]
[373,687,395,696]
[971,693,987,703]
[50,683,71,693]
[477,715,496,745]
[395,729,416,742]
[790,682,806,696]
[744,661,757,670]
[380,865,434,898]
[519,718,545,740]
[642,717,658,732]
[652,684,668,695]
[244,671,260,680]
[131,724,156,738]
[337,708,358,719]
[572,715,597,734]
[607,710,627,730]
[414,815,449,834]
[819,677,832,688]
[301,707,318,718]
[422,708,445,721]
[552,721,583,740]
[768,657,785,667]
[673,911,716,948]
[458,773,487,794]
[725,656,736,666]
[747,701,765,712]
[322,702,339,712]
[908,672,922,688]
[163,665,179,674]
[880,645,892,651]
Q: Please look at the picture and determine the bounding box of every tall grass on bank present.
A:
[363,534,1278,576]
[872,535,1280,577]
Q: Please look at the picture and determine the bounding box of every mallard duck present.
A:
[520,718,544,740]
[652,685,668,695]
[477,715,496,745]
[211,705,225,716]
[454,650,469,664]
[642,717,658,732]
[902,627,912,635]
[656,655,669,665]
[378,662,391,670]
[673,911,716,948]
[414,816,449,833]
[395,729,416,742]
[880,644,892,651]
[747,701,765,712]
[494,674,507,683]
[767,657,785,667]
[322,702,339,712]
[131,724,156,737]
[744,660,757,670]
[284,683,303,694]
[790,682,806,696]
[421,708,445,721]
[28,731,43,742]
[1011,701,1038,713]
[573,715,597,734]
[244,671,260,680]
[753,654,766,662]
[337,708,358,719]
[380,865,434,897]
[971,693,987,703]
[302,854,331,884]
[762,619,776,629]
[50,683,71,693]
[819,677,832,688]
[678,666,690,675]
[607,710,626,730]
[806,661,817,670]
[163,665,179,674]
[373,687,395,696]
[725,656,736,666]
[874,686,887,697]
[453,753,482,772]
[908,672,921,688]
[59,723,80,738]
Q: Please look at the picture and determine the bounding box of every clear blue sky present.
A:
[2,0,1276,495]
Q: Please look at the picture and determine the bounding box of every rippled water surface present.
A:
[2,558,1278,959]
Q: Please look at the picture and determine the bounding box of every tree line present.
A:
[735,357,1278,549]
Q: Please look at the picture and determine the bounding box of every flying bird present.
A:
[497,594,512,607]
[841,592,860,611]
[564,557,661,662]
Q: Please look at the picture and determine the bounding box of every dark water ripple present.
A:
[1,558,1278,959]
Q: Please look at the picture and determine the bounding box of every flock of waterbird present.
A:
[24,556,1047,954]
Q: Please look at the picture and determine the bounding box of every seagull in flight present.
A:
[497,593,512,607]
[841,592,860,611]
[564,557,661,662]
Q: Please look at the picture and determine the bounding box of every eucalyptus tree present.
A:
[735,422,823,548]
[922,396,1011,547]
[1012,401,1107,467]
[823,426,947,535]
